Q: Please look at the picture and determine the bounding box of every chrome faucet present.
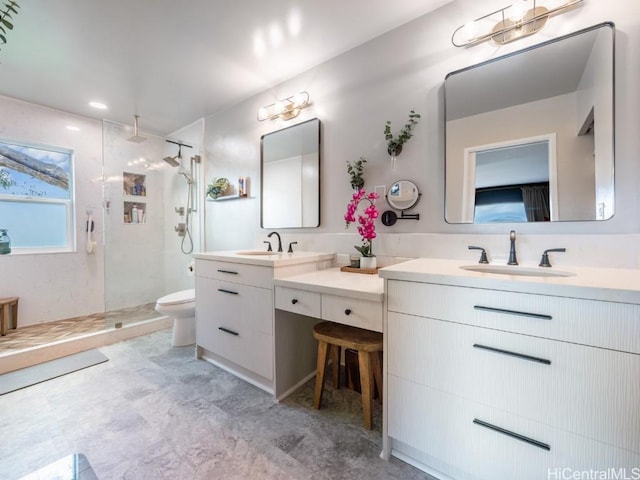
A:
[267,231,283,252]
[507,230,518,265]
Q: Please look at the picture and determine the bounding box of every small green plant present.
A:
[206,177,230,199]
[384,110,421,155]
[346,156,367,190]
[0,1,20,53]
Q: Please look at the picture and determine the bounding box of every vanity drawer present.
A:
[196,278,273,380]
[387,280,640,353]
[203,320,273,381]
[388,375,640,480]
[195,259,273,289]
[274,286,321,318]
[388,311,640,453]
[321,294,382,332]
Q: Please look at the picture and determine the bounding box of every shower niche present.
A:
[123,172,146,196]
[123,172,147,223]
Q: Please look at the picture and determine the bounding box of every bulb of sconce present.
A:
[510,0,530,21]
[273,101,286,114]
[462,21,477,42]
[257,107,268,120]
[292,92,307,107]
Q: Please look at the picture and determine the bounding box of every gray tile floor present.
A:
[0,329,431,479]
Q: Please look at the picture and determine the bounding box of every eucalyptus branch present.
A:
[0,1,20,52]
[384,110,421,154]
[346,156,367,190]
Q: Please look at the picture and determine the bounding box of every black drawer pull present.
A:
[217,288,238,295]
[217,269,238,275]
[218,327,239,336]
[291,299,298,304]
[473,418,550,451]
[474,305,552,321]
[344,309,352,315]
[473,344,551,365]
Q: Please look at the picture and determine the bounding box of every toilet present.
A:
[155,289,196,347]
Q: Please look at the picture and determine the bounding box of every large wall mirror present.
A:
[445,22,614,224]
[261,118,320,228]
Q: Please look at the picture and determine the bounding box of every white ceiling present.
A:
[0,0,452,136]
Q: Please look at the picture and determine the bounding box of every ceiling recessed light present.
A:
[89,101,108,110]
[66,125,80,131]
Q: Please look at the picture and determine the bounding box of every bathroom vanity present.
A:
[193,250,334,397]
[379,259,640,480]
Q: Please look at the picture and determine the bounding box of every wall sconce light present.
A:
[451,0,583,47]
[257,91,310,121]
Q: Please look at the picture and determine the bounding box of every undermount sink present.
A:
[460,264,576,278]
[236,251,279,256]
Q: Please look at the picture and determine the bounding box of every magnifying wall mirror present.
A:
[261,118,321,228]
[445,22,614,224]
[382,180,421,226]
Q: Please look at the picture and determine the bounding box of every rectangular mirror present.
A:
[261,118,321,228]
[445,23,614,223]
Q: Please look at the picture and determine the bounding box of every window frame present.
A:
[0,139,76,254]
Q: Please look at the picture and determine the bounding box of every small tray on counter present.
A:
[339,266,380,275]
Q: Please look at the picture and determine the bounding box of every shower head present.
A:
[163,156,180,167]
[127,115,147,143]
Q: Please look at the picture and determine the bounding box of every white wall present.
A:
[0,95,105,326]
[202,0,640,268]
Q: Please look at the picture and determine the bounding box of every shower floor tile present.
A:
[0,303,159,354]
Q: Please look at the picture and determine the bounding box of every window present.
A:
[0,140,74,252]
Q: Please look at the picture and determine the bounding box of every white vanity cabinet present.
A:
[380,259,640,480]
[194,251,334,396]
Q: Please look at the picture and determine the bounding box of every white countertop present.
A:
[193,250,335,267]
[379,258,640,304]
[273,267,384,302]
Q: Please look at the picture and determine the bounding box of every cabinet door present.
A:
[196,277,273,380]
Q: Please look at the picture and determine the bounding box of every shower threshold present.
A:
[0,305,171,374]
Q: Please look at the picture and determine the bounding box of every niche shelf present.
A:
[124,202,147,224]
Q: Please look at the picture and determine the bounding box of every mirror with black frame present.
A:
[445,22,614,224]
[260,118,321,228]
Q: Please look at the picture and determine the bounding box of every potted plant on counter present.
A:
[344,188,379,269]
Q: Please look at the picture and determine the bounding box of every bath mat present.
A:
[0,349,108,395]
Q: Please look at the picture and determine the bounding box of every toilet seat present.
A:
[156,289,195,307]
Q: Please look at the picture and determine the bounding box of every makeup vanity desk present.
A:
[273,267,384,400]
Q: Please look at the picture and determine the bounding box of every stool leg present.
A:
[11,301,18,330]
[358,350,374,430]
[313,340,330,409]
[330,344,340,389]
[1,303,7,336]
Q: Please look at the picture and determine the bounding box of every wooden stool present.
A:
[312,321,383,430]
[0,297,19,336]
